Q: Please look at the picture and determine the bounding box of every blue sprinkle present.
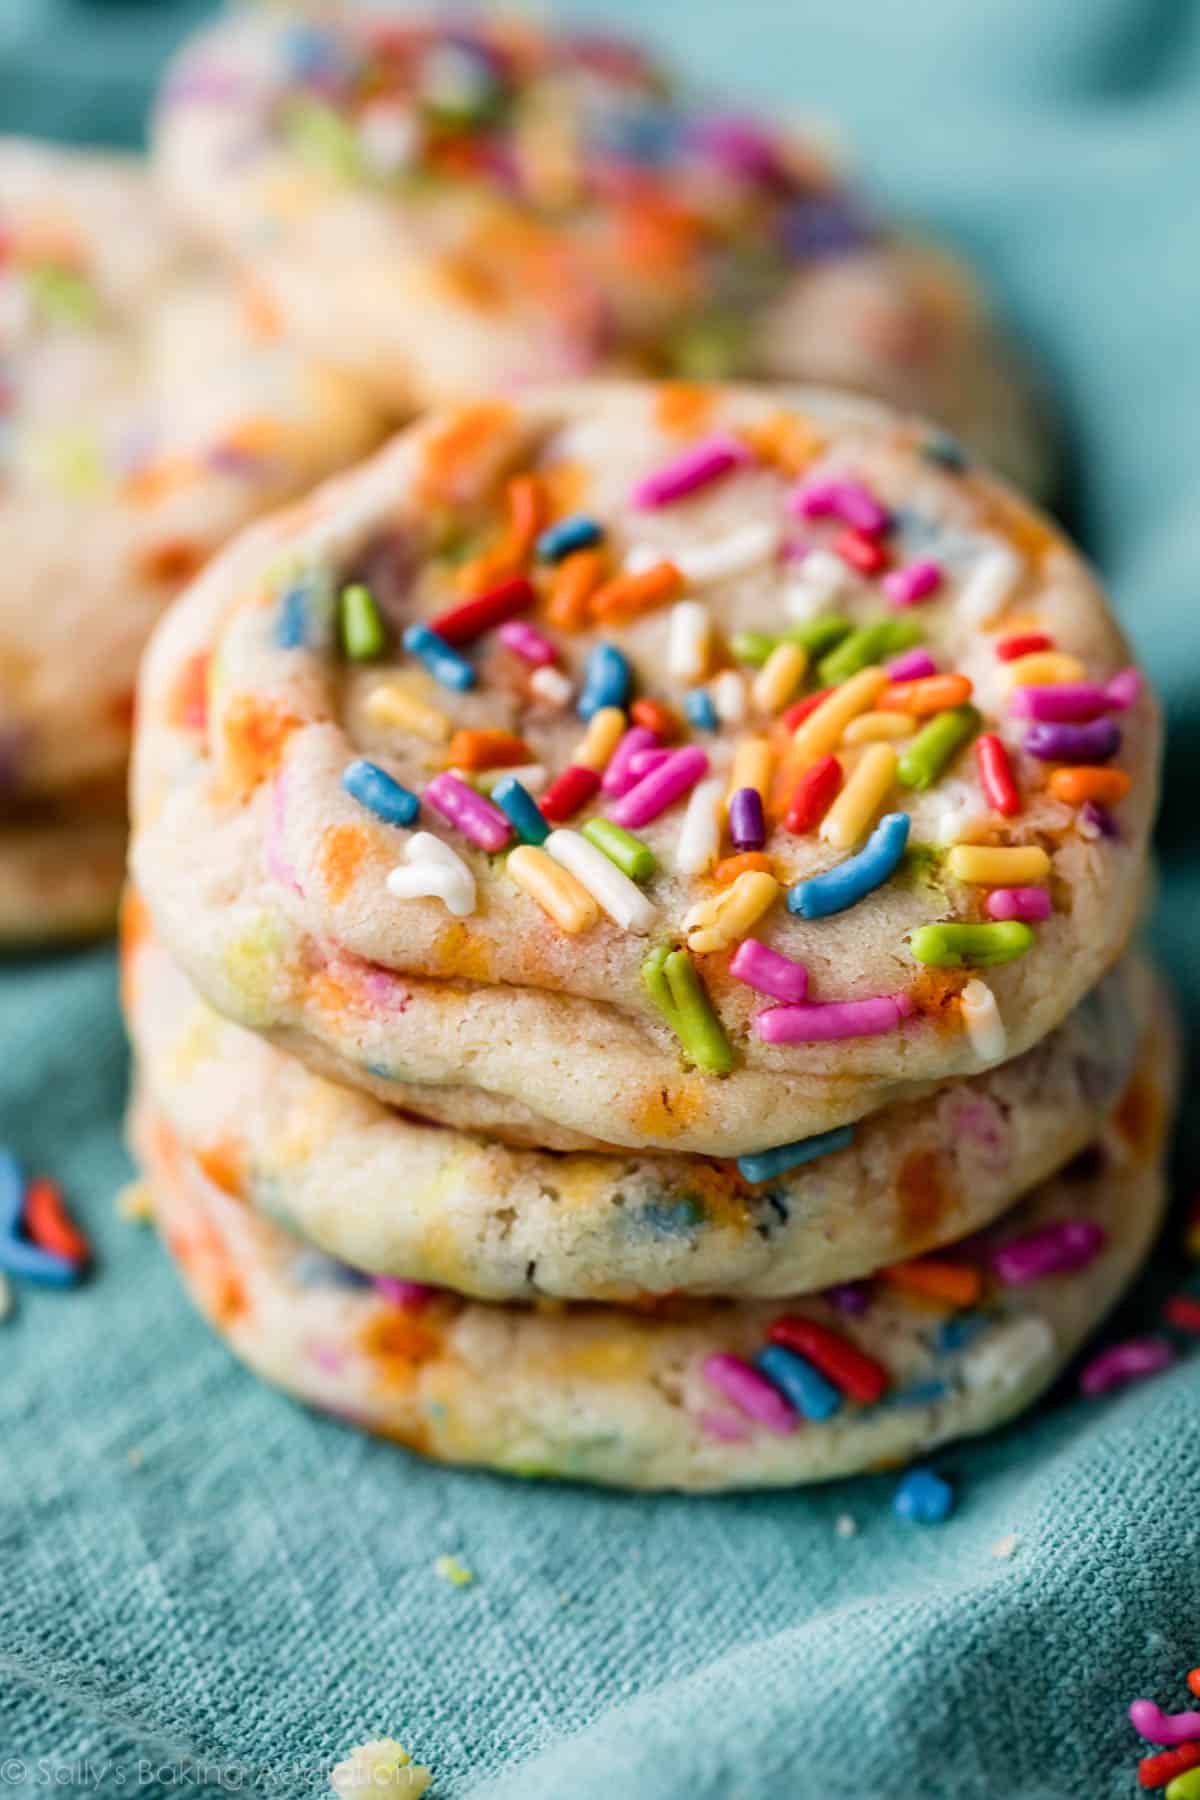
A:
[292,1250,371,1291]
[403,621,476,691]
[883,1378,949,1410]
[0,1147,81,1287]
[755,1345,843,1421]
[685,688,718,732]
[491,775,548,846]
[921,430,968,473]
[736,1125,854,1185]
[536,514,603,563]
[787,811,910,920]
[936,1313,989,1354]
[892,1468,955,1524]
[342,759,419,828]
[634,1195,705,1240]
[275,584,310,649]
[577,641,631,719]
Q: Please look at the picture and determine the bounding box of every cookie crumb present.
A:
[990,1532,1019,1559]
[116,1181,155,1223]
[433,1554,474,1587]
[330,1739,431,1798]
[835,1513,858,1538]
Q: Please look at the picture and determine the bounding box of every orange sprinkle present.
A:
[238,276,283,339]
[419,400,516,504]
[739,411,824,475]
[630,697,682,741]
[455,471,546,593]
[124,458,199,506]
[713,852,773,885]
[655,383,716,437]
[447,728,532,771]
[879,673,974,716]
[194,1141,246,1202]
[135,538,207,587]
[880,1258,983,1308]
[319,822,371,903]
[170,652,210,732]
[219,415,284,457]
[591,560,684,620]
[546,548,606,630]
[1048,766,1132,806]
[220,696,300,796]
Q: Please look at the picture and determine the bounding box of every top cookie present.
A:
[132,382,1158,1160]
[0,138,383,807]
[152,4,1046,491]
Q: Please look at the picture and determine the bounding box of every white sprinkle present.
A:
[623,542,663,575]
[674,776,725,875]
[529,665,573,708]
[474,762,548,796]
[991,1532,1020,1560]
[667,600,712,684]
[957,542,1023,627]
[357,103,418,175]
[675,521,781,586]
[329,1739,431,1799]
[711,669,747,724]
[960,978,1007,1063]
[783,548,850,619]
[835,1513,858,1539]
[545,829,657,933]
[961,1317,1055,1394]
[387,831,476,917]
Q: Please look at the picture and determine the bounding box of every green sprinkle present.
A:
[730,630,778,667]
[818,618,922,685]
[668,311,749,381]
[582,818,656,883]
[282,97,362,180]
[897,705,981,790]
[25,264,98,327]
[909,921,1034,967]
[642,947,733,1074]
[339,584,386,661]
[780,615,853,656]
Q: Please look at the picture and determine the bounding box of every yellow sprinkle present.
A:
[115,1181,155,1224]
[790,666,889,764]
[727,735,773,803]
[946,844,1051,884]
[574,705,626,772]
[365,682,452,743]
[508,845,598,933]
[842,710,915,745]
[752,641,808,713]
[1002,652,1086,690]
[683,870,781,954]
[820,743,897,849]
[434,1554,475,1587]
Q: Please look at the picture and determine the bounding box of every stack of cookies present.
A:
[125,378,1172,1491]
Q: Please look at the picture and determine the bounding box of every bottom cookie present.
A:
[135,1035,1175,1492]
[0,815,125,946]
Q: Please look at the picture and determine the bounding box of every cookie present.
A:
[125,895,1154,1301]
[134,1017,1176,1491]
[0,814,127,946]
[0,137,383,818]
[131,383,1159,1158]
[152,7,1047,491]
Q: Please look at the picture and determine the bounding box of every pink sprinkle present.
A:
[372,1276,434,1311]
[782,537,816,564]
[1008,683,1111,722]
[882,559,942,608]
[608,746,709,828]
[631,433,752,509]
[265,773,303,896]
[701,1353,797,1434]
[1128,1700,1200,1747]
[499,619,557,666]
[700,1408,752,1443]
[627,748,672,779]
[886,648,938,682]
[989,1219,1105,1285]
[791,477,890,535]
[601,726,660,796]
[729,938,808,1003]
[754,994,914,1044]
[424,773,511,852]
[1106,666,1144,710]
[309,1341,346,1374]
[1079,1336,1174,1397]
[985,886,1052,923]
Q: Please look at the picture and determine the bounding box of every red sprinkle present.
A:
[1190,1671,1200,1699]
[765,1315,889,1405]
[834,528,889,575]
[784,753,842,834]
[539,763,601,824]
[975,733,1020,817]
[1164,1296,1200,1334]
[782,687,835,732]
[23,1177,90,1264]
[428,575,535,645]
[995,631,1053,661]
[1139,1742,1200,1788]
[630,698,682,741]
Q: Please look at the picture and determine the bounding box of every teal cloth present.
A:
[2,3,1198,1795]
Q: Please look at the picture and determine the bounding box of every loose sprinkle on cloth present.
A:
[330,1740,431,1798]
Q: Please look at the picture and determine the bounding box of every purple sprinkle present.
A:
[882,560,942,608]
[729,786,766,852]
[1008,683,1111,722]
[1079,1336,1174,1398]
[1023,718,1121,764]
[886,648,938,682]
[823,1282,872,1315]
[371,1277,434,1312]
[1079,800,1119,840]
[424,773,512,852]
[780,194,875,260]
[684,114,785,184]
[1106,667,1144,710]
[701,1352,797,1434]
[989,1219,1106,1285]
[602,727,660,797]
